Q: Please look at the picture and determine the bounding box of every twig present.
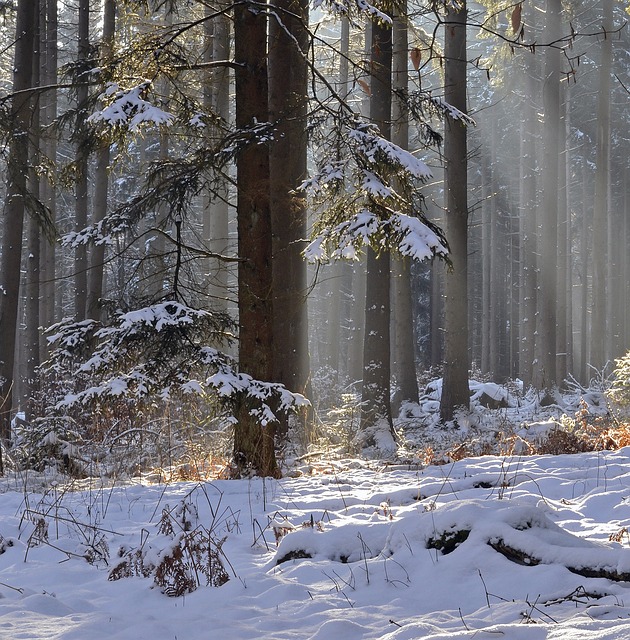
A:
[459,608,470,631]
[251,518,271,551]
[478,569,491,608]
[0,580,24,593]
[357,532,371,585]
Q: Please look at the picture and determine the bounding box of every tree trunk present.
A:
[481,154,491,376]
[590,0,612,373]
[323,16,351,383]
[0,0,37,466]
[518,52,538,388]
[440,0,470,421]
[391,4,418,408]
[624,167,630,352]
[203,3,230,315]
[233,0,279,477]
[556,81,569,386]
[359,15,394,449]
[349,258,366,382]
[268,0,311,422]
[535,0,561,390]
[579,148,590,384]
[40,0,58,352]
[24,6,42,414]
[74,0,90,320]
[563,84,574,379]
[429,260,443,367]
[88,0,116,321]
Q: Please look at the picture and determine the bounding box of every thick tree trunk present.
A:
[268,0,311,422]
[0,0,37,466]
[440,1,470,421]
[233,0,278,477]
[359,15,394,448]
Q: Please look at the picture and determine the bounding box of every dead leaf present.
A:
[511,4,522,34]
[357,78,371,96]
[410,47,422,71]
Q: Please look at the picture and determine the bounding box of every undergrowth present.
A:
[109,499,231,596]
[6,355,630,481]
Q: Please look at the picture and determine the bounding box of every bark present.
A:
[440,0,470,421]
[509,169,520,379]
[325,266,342,380]
[323,16,351,382]
[490,118,510,383]
[563,85,574,379]
[624,168,630,352]
[0,0,37,464]
[481,155,491,375]
[88,0,116,321]
[590,0,612,373]
[429,259,443,367]
[535,0,561,390]
[25,7,42,414]
[268,0,311,412]
[556,82,569,386]
[489,539,630,583]
[467,164,482,369]
[579,149,590,384]
[349,258,366,382]
[74,0,90,320]
[203,3,230,314]
[233,1,279,477]
[40,0,58,351]
[489,126,500,379]
[349,23,372,385]
[519,53,538,388]
[359,15,394,445]
[391,4,418,407]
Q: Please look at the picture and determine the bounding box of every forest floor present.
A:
[1,378,630,639]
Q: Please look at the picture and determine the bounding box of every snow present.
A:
[2,449,630,639]
[88,81,175,131]
[347,126,432,180]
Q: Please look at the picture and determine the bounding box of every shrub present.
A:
[609,351,630,412]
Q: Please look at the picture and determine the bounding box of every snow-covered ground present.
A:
[1,449,630,639]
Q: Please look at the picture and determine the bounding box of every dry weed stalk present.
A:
[108,499,231,596]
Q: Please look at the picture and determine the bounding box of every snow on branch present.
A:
[44,302,308,426]
[304,119,447,263]
[312,0,392,24]
[407,90,476,128]
[88,81,174,132]
[303,122,432,199]
[305,210,447,262]
[348,125,433,180]
[392,212,448,261]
